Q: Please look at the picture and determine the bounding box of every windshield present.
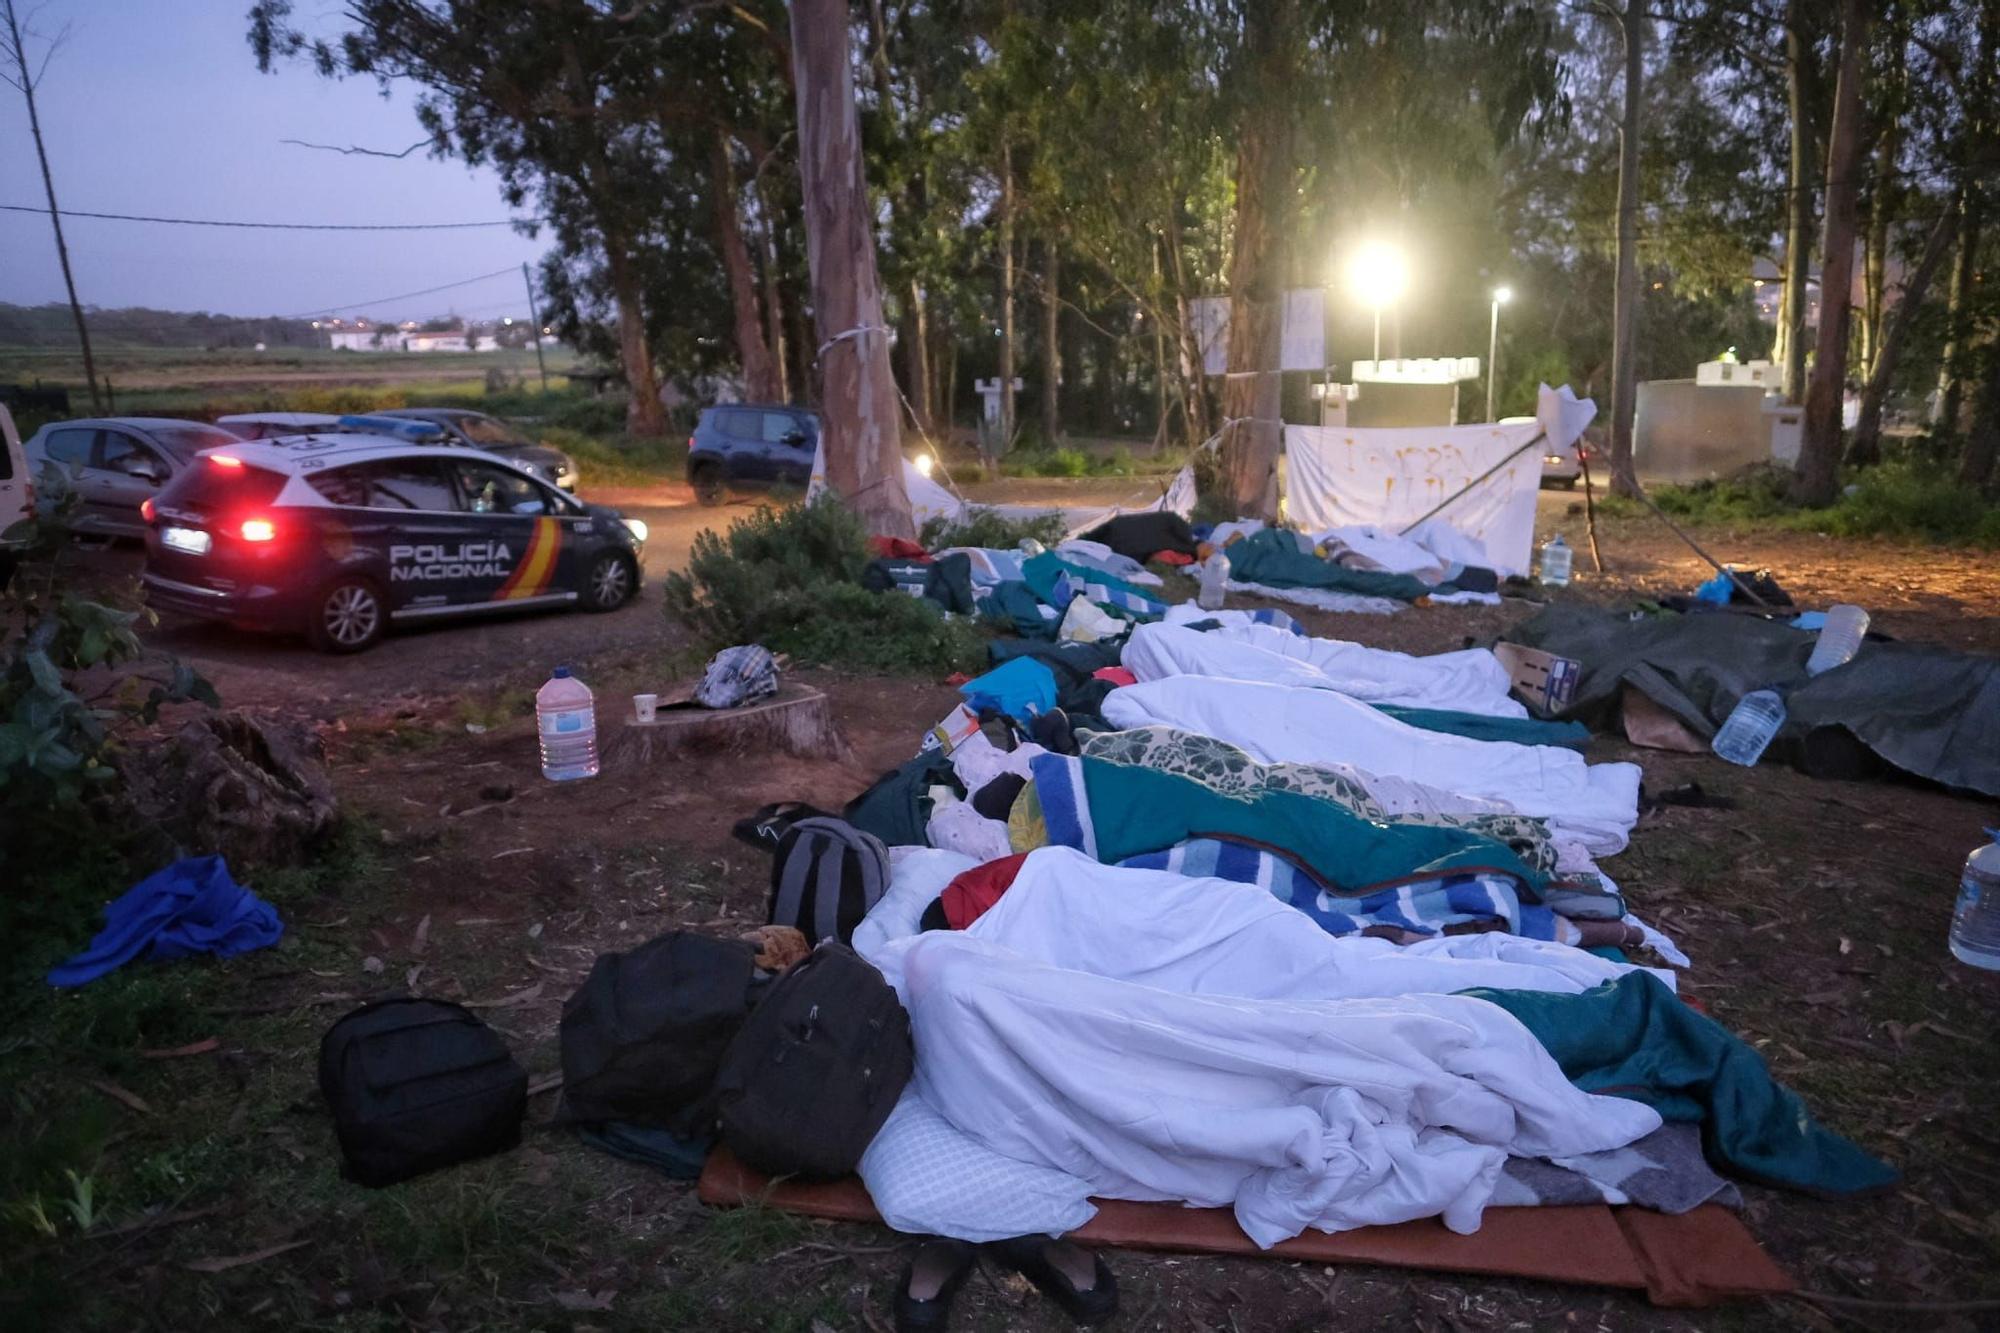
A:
[455,415,532,448]
[150,424,249,458]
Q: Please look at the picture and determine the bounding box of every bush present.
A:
[540,427,687,486]
[919,506,1067,552]
[662,496,987,674]
[1822,461,2000,545]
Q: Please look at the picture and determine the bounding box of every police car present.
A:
[139,429,647,653]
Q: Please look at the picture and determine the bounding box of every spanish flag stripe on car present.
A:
[495,517,560,599]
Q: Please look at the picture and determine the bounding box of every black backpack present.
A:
[768,817,889,947]
[318,998,527,1188]
[713,942,914,1179]
[558,931,761,1135]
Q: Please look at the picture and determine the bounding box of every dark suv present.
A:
[686,404,819,504]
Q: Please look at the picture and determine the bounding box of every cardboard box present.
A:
[1492,641,1581,715]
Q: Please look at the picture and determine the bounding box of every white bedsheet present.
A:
[1126,620,1527,718]
[1101,676,1640,854]
[865,849,1661,1246]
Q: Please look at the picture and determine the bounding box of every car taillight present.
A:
[239,517,277,542]
[140,498,156,522]
[688,435,697,451]
[210,454,245,469]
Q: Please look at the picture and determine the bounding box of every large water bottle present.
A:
[536,666,599,781]
[1711,687,1786,766]
[1539,534,1573,588]
[1196,550,1231,610]
[1949,831,2000,970]
[1805,604,1870,675]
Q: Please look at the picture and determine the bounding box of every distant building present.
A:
[318,317,489,352]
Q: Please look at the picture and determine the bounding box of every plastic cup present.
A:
[633,693,659,723]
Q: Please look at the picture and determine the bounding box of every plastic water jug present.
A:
[1539,535,1573,588]
[1197,551,1231,611]
[1950,830,2000,970]
[1805,604,1869,675]
[536,666,599,781]
[1711,687,1785,766]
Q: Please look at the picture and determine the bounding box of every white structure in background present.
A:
[974,376,1024,427]
[1310,381,1355,427]
[1345,358,1483,428]
[319,317,493,352]
[1695,358,1779,389]
[1636,357,1804,481]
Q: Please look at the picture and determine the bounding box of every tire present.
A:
[307,576,388,653]
[580,551,637,612]
[691,462,726,506]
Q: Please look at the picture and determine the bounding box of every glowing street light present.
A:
[1487,285,1513,422]
[1346,241,1410,364]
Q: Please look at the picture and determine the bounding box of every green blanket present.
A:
[1466,972,1898,1197]
[1374,705,1592,751]
[1021,751,1582,903]
[1223,528,1431,601]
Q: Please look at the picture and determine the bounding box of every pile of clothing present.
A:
[1204,522,1508,616]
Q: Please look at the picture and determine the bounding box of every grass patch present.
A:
[1601,461,2000,547]
[663,496,988,675]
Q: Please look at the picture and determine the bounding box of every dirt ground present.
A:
[8,482,2000,1331]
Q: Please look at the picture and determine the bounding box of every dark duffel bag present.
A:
[558,931,762,1135]
[713,942,913,1179]
[318,998,527,1188]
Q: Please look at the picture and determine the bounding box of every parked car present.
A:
[375,408,578,492]
[1,403,31,588]
[141,433,645,653]
[216,411,349,440]
[686,403,820,504]
[1540,438,1587,489]
[24,417,245,538]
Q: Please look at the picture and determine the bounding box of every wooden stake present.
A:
[1577,447,1605,573]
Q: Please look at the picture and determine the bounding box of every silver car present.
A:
[24,417,245,538]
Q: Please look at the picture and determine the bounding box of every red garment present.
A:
[868,535,931,561]
[944,672,973,687]
[1092,666,1138,687]
[940,852,1030,930]
[1150,550,1196,567]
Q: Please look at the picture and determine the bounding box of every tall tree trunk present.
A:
[906,279,933,434]
[605,245,667,436]
[1847,209,1956,466]
[4,0,101,412]
[789,0,914,538]
[760,224,791,403]
[1860,40,1903,379]
[1795,0,1870,506]
[710,133,780,403]
[1936,185,1981,432]
[1961,350,2000,491]
[1780,0,1815,405]
[1165,209,1209,441]
[1152,240,1171,451]
[1608,0,1645,498]
[1218,0,1298,521]
[1041,241,1062,444]
[996,136,1017,455]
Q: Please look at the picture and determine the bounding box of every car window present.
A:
[450,461,549,516]
[455,415,531,448]
[722,410,761,440]
[305,465,372,508]
[96,432,154,471]
[42,428,95,466]
[149,425,243,458]
[760,412,806,444]
[365,459,459,511]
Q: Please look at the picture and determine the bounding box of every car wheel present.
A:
[581,551,637,612]
[308,576,387,653]
[692,462,726,506]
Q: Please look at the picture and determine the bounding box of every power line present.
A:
[0,203,540,231]
[286,267,521,319]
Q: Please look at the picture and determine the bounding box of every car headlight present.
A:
[623,517,649,544]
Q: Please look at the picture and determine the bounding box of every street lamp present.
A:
[1346,241,1409,366]
[1486,285,1513,422]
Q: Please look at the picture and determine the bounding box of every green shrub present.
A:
[662,496,987,674]
[919,507,1067,552]
[540,427,687,486]
[1820,461,2000,546]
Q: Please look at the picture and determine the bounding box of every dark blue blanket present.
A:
[48,855,284,988]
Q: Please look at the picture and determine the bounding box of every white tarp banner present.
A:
[1190,289,1327,375]
[1282,384,1595,576]
[807,440,962,526]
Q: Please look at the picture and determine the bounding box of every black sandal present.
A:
[894,1238,977,1333]
[986,1235,1118,1326]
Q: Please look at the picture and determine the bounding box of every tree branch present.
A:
[279,137,433,158]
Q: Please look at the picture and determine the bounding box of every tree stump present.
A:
[115,711,339,868]
[606,683,851,769]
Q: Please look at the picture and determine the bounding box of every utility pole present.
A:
[3,0,101,412]
[520,262,550,394]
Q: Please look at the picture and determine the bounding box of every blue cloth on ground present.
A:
[1693,571,1736,605]
[48,855,284,988]
[1791,611,1828,631]
[958,656,1059,720]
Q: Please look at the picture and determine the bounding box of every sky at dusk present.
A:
[0,0,550,322]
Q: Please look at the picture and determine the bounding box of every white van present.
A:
[0,402,32,587]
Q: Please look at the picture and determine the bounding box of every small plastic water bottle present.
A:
[1197,551,1231,610]
[1711,687,1785,766]
[1805,604,1869,675]
[1540,535,1573,588]
[536,666,599,781]
[1950,831,2000,970]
